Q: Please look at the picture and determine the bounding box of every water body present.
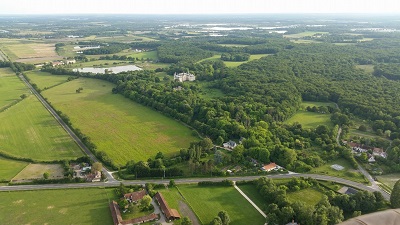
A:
[73,65,142,74]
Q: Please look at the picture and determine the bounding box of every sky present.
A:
[0,0,400,14]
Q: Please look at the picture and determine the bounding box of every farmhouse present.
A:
[124,190,146,203]
[174,72,195,82]
[223,140,237,149]
[373,147,387,158]
[154,192,181,221]
[261,162,279,172]
[109,200,158,225]
[52,61,64,67]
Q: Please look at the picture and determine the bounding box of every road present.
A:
[18,74,116,182]
[0,173,390,200]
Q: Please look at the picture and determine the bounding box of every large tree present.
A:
[391,179,400,208]
[218,211,231,225]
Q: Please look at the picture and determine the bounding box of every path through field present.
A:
[179,201,200,225]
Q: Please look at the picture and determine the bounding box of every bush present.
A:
[198,180,234,187]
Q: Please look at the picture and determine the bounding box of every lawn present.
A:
[285,111,333,129]
[287,188,323,206]
[0,157,28,181]
[25,71,72,90]
[376,173,400,189]
[0,188,115,225]
[41,77,198,166]
[236,184,265,210]
[11,163,65,182]
[0,95,83,161]
[311,158,368,184]
[178,184,265,225]
[0,67,30,109]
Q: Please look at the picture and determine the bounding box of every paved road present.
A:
[18,74,116,182]
[0,173,390,200]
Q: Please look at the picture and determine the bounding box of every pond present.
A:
[73,65,142,74]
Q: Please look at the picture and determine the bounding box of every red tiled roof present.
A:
[124,190,146,202]
[109,201,123,225]
[263,163,277,171]
[155,192,181,220]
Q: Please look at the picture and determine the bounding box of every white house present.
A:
[174,72,195,82]
[223,140,237,149]
[261,162,279,172]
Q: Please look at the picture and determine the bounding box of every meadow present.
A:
[198,54,270,67]
[0,157,28,181]
[0,188,115,225]
[376,173,400,189]
[311,158,368,184]
[0,67,30,109]
[177,184,265,225]
[287,188,323,206]
[40,76,198,166]
[285,101,335,129]
[12,163,65,181]
[0,95,83,161]
[25,71,72,90]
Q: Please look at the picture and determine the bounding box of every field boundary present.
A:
[175,185,204,225]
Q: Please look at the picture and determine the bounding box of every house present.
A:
[223,140,237,149]
[154,192,181,221]
[52,61,64,67]
[86,171,101,182]
[261,162,278,172]
[174,72,195,82]
[109,200,157,225]
[373,147,387,158]
[368,156,376,163]
[124,190,146,203]
[65,59,76,64]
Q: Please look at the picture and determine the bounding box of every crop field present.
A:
[0,157,28,181]
[178,185,265,225]
[311,158,368,184]
[0,40,61,62]
[41,77,198,166]
[11,163,64,182]
[0,67,30,109]
[376,173,400,189]
[0,188,115,225]
[0,95,83,161]
[25,71,72,90]
[287,188,324,206]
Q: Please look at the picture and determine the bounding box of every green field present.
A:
[236,184,265,210]
[178,185,265,225]
[198,54,270,67]
[356,64,375,75]
[300,101,336,109]
[0,67,30,109]
[311,158,368,184]
[376,173,400,189]
[284,31,329,39]
[0,188,115,225]
[0,157,28,181]
[197,82,225,99]
[25,71,72,90]
[285,111,333,129]
[0,95,83,161]
[40,76,198,166]
[287,188,323,206]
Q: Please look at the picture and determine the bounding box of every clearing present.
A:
[284,31,329,39]
[41,77,198,166]
[0,94,83,161]
[198,54,270,67]
[0,188,115,225]
[285,101,335,129]
[11,163,64,182]
[287,188,324,206]
[356,64,375,75]
[0,157,28,182]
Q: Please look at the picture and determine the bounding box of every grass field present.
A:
[178,185,265,225]
[300,101,336,109]
[236,184,265,209]
[311,158,368,184]
[198,54,270,67]
[287,188,323,206]
[356,64,375,75]
[25,71,72,90]
[197,82,225,100]
[0,157,28,181]
[0,95,83,161]
[284,31,329,38]
[0,188,115,225]
[41,77,198,166]
[0,67,30,109]
[0,40,60,62]
[376,173,400,189]
[285,111,333,129]
[12,163,64,181]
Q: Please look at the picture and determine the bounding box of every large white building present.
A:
[174,72,195,82]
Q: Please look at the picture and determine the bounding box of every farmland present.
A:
[0,188,115,225]
[177,184,265,225]
[0,157,28,182]
[11,163,65,182]
[40,76,198,166]
[0,94,83,161]
[25,71,72,90]
[0,39,61,63]
[0,67,30,109]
